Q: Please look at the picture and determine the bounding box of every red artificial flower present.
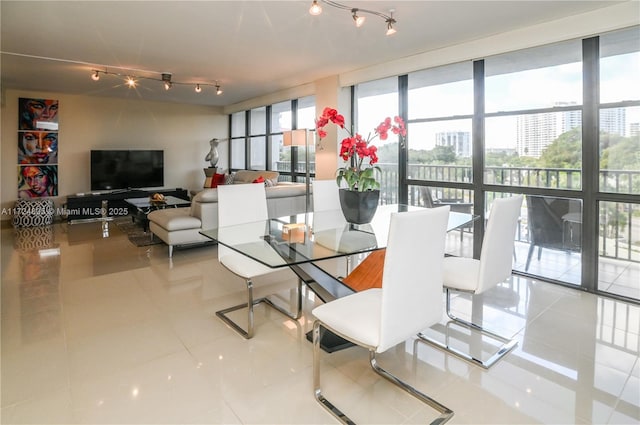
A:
[316,116,328,129]
[313,107,406,191]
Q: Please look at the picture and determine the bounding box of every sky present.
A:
[357,52,640,152]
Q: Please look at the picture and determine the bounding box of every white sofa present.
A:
[148,170,308,257]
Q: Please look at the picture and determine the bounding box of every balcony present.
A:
[278,161,639,300]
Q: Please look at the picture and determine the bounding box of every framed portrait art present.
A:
[17,98,60,198]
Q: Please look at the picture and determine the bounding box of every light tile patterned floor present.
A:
[1,221,639,424]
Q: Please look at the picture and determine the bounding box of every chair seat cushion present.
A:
[148,208,201,231]
[219,252,276,279]
[312,289,382,349]
[443,256,480,292]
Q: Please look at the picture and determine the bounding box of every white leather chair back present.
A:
[378,206,449,353]
[312,179,341,212]
[477,195,523,294]
[217,183,269,261]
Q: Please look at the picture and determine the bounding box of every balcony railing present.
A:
[276,161,639,262]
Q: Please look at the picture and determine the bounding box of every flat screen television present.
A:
[91,150,164,191]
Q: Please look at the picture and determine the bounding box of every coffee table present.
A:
[125,196,191,231]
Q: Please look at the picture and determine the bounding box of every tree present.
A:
[539,128,582,169]
[600,134,640,170]
[428,145,456,163]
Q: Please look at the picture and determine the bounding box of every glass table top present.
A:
[200,204,476,269]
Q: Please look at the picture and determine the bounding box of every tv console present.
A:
[65,188,188,223]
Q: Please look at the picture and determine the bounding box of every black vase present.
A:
[338,188,380,224]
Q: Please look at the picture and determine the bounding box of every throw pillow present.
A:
[225,172,236,185]
[210,173,226,188]
[252,176,265,184]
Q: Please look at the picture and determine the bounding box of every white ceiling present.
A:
[0,0,622,107]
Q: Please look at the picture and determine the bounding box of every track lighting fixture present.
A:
[309,0,397,35]
[352,9,365,28]
[90,68,223,96]
[162,73,172,90]
[309,0,322,15]
[386,12,396,36]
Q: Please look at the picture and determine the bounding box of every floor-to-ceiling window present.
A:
[597,27,640,299]
[484,39,584,285]
[354,77,400,203]
[228,96,315,182]
[230,111,246,170]
[352,26,639,301]
[294,96,317,183]
[249,106,267,170]
[270,100,292,178]
[406,62,475,255]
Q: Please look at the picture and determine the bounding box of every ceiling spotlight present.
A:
[385,18,396,35]
[309,0,322,15]
[385,21,396,36]
[215,84,223,95]
[385,10,396,35]
[161,73,172,90]
[91,70,100,81]
[126,76,137,88]
[195,84,202,93]
[352,9,365,27]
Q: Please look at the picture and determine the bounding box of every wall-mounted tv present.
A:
[91,150,164,191]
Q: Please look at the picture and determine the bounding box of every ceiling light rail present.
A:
[309,0,397,35]
[90,68,223,95]
[0,51,224,96]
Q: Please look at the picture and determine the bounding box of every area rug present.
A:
[114,218,163,247]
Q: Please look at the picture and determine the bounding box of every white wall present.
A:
[1,89,227,220]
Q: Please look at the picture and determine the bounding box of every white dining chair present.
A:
[312,206,454,425]
[419,195,523,368]
[312,179,342,211]
[311,179,352,277]
[216,183,302,339]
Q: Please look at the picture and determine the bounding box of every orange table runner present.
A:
[341,249,386,292]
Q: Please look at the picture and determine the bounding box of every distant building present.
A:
[630,122,640,137]
[600,108,626,136]
[517,102,627,157]
[516,110,559,157]
[435,131,470,157]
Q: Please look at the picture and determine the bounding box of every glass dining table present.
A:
[200,204,475,302]
[201,204,475,351]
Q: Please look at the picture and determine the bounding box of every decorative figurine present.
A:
[205,138,220,168]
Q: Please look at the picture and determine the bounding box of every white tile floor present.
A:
[1,221,639,424]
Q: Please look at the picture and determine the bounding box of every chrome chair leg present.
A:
[263,278,303,320]
[418,288,517,369]
[313,321,454,425]
[313,321,355,425]
[216,278,302,339]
